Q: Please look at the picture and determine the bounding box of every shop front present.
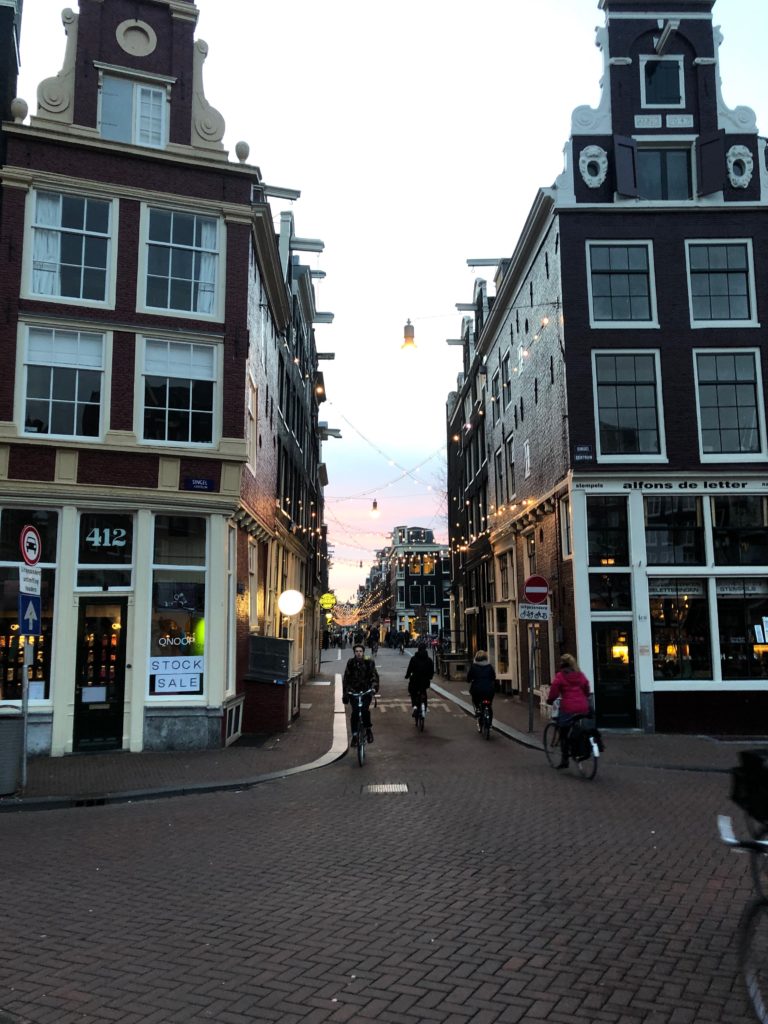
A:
[572,476,768,734]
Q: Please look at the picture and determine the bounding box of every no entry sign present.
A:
[523,575,549,604]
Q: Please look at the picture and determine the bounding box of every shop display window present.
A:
[650,578,712,680]
[0,568,55,700]
[644,496,705,565]
[717,580,768,680]
[589,573,632,611]
[0,509,58,562]
[77,512,133,589]
[587,496,629,566]
[713,496,768,566]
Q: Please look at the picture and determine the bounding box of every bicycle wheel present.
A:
[750,825,768,898]
[543,722,561,768]
[483,710,491,740]
[576,748,598,780]
[740,898,768,1023]
[417,705,425,732]
[357,733,366,767]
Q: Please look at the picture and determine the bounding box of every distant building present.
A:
[377,527,450,639]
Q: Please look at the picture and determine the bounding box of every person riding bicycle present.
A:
[467,650,496,723]
[546,652,591,769]
[405,642,434,718]
[342,644,379,746]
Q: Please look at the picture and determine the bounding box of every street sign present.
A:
[18,594,42,636]
[19,525,42,567]
[519,602,549,622]
[523,574,549,604]
[19,565,41,596]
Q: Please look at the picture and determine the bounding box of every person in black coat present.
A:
[467,650,496,716]
[405,642,434,717]
[342,644,379,744]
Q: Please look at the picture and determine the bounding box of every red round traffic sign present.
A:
[523,574,549,604]
[20,525,42,566]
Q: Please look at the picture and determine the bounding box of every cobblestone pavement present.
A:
[0,647,761,1023]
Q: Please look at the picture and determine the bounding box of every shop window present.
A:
[587,242,657,326]
[101,74,167,148]
[593,351,663,459]
[142,338,216,445]
[77,513,134,589]
[589,573,632,611]
[143,207,220,316]
[149,516,206,697]
[640,55,684,108]
[24,327,103,438]
[28,190,112,304]
[587,495,629,566]
[718,579,768,680]
[0,509,58,563]
[686,241,756,325]
[713,496,768,566]
[650,578,711,680]
[695,350,764,458]
[0,567,55,701]
[644,496,705,565]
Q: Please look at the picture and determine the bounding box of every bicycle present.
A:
[543,714,599,779]
[718,814,768,1022]
[413,691,427,733]
[348,688,375,767]
[476,698,492,740]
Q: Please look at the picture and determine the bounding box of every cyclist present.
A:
[546,653,591,769]
[342,644,379,746]
[367,625,380,656]
[405,642,434,718]
[467,650,496,728]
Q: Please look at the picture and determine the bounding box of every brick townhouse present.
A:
[447,0,768,733]
[0,0,330,755]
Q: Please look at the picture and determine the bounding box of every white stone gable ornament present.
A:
[726,144,754,189]
[578,145,609,188]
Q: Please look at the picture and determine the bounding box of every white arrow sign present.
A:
[23,599,39,632]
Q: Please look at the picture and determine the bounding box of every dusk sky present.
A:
[16,0,768,601]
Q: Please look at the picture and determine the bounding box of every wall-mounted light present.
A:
[277,590,305,616]
[402,319,416,350]
[370,498,380,518]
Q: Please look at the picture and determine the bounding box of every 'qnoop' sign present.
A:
[149,656,204,694]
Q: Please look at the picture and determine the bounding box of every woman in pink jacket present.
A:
[547,653,591,769]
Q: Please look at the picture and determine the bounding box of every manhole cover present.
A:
[363,783,409,794]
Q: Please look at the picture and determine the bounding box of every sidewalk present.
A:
[0,670,348,813]
[2,657,763,812]
[433,674,764,772]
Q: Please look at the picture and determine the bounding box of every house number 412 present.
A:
[85,527,127,548]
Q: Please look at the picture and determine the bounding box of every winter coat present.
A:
[467,661,496,702]
[405,651,434,692]
[547,668,591,717]
[343,657,379,695]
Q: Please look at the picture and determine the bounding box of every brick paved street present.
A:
[0,648,758,1023]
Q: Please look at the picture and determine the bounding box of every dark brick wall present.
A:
[560,207,768,473]
[78,450,158,487]
[110,331,136,431]
[0,186,25,419]
[7,444,56,481]
[178,458,221,491]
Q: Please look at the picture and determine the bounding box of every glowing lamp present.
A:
[277,590,305,616]
[402,319,416,350]
[370,499,380,518]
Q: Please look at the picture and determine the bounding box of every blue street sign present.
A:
[18,594,41,637]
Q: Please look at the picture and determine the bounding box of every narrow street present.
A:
[1,647,753,1023]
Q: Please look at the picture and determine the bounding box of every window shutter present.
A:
[101,76,133,142]
[697,131,725,195]
[614,135,638,197]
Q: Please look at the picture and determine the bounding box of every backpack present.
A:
[731,748,768,824]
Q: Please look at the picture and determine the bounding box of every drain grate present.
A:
[363,783,409,794]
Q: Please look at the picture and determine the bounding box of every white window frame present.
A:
[98,69,171,149]
[524,439,531,479]
[693,347,767,463]
[19,323,109,440]
[137,335,221,449]
[23,189,117,308]
[137,204,225,321]
[684,239,759,329]
[592,349,668,464]
[640,55,685,109]
[586,240,659,329]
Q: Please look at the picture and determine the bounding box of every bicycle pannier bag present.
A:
[731,748,768,824]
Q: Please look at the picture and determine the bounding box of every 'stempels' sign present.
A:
[575,478,768,493]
